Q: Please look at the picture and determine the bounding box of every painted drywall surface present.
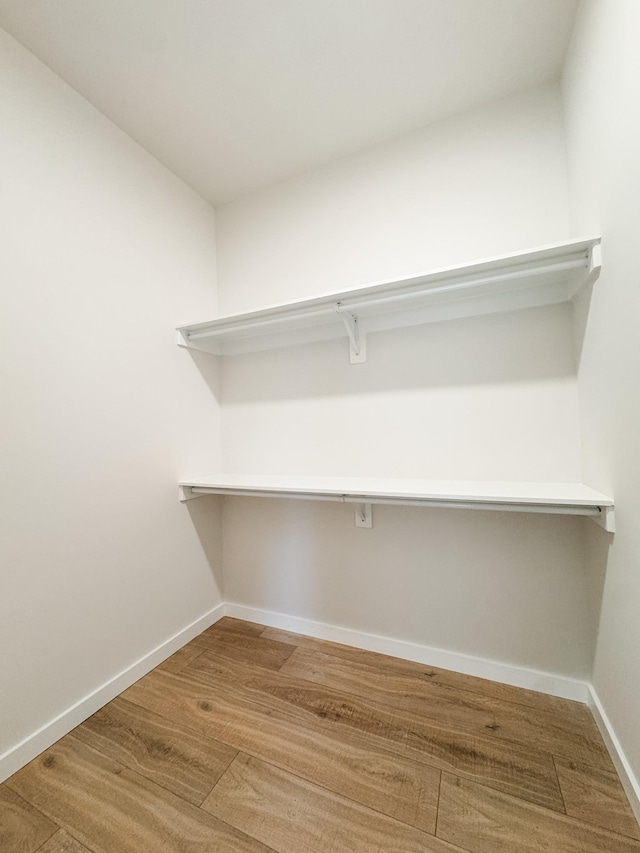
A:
[215,83,596,678]
[0,29,221,755]
[218,82,579,482]
[223,498,591,678]
[563,0,640,778]
[221,304,582,481]
[216,84,570,312]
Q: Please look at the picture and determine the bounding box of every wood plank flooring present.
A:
[2,617,639,852]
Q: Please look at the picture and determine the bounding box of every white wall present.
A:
[0,29,222,765]
[217,84,570,311]
[563,0,640,784]
[223,499,590,678]
[218,84,579,482]
[216,84,596,680]
[220,304,581,481]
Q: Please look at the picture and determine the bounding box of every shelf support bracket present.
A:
[335,306,367,363]
[591,505,615,533]
[353,502,372,528]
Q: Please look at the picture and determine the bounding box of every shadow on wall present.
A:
[572,279,595,366]
[219,497,612,678]
[184,494,225,594]
[227,498,330,617]
[211,303,584,404]
[188,348,222,402]
[581,515,614,671]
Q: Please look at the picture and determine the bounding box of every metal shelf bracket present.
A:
[353,502,372,528]
[335,305,367,363]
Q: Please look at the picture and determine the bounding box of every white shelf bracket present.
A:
[335,305,367,363]
[591,505,615,533]
[353,502,373,528]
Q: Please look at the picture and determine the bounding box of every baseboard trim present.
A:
[224,602,589,703]
[588,686,640,823]
[0,603,225,784]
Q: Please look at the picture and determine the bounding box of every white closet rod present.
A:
[187,486,603,517]
[185,257,587,341]
[331,258,586,313]
[187,306,336,339]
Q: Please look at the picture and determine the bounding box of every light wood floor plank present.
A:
[263,626,590,718]
[6,736,273,853]
[5,620,635,853]
[186,648,565,812]
[554,756,640,840]
[123,668,440,833]
[156,643,206,674]
[212,618,267,637]
[38,829,92,852]
[203,753,459,853]
[281,647,612,770]
[437,773,640,853]
[191,630,294,671]
[0,785,58,853]
[73,696,237,805]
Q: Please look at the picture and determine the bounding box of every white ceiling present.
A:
[0,0,578,205]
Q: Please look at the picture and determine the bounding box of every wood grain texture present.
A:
[437,773,640,853]
[186,648,565,811]
[6,736,272,853]
[156,643,205,674]
[554,757,640,840]
[203,753,458,853]
[262,626,590,717]
[281,647,612,770]
[73,696,237,805]
[0,784,58,853]
[4,620,638,853]
[210,618,266,636]
[38,830,92,852]
[191,629,294,671]
[123,668,440,833]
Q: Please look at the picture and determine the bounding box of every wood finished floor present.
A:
[2,618,639,852]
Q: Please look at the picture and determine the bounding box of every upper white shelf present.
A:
[178,474,615,532]
[177,236,602,363]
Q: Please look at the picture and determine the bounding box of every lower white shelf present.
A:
[178,475,615,532]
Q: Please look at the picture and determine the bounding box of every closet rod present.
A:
[185,257,588,341]
[187,306,336,339]
[331,258,586,314]
[187,486,603,517]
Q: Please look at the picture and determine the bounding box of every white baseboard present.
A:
[0,603,225,784]
[224,602,589,703]
[588,686,640,823]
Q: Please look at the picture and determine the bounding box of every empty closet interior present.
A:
[1,0,638,818]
